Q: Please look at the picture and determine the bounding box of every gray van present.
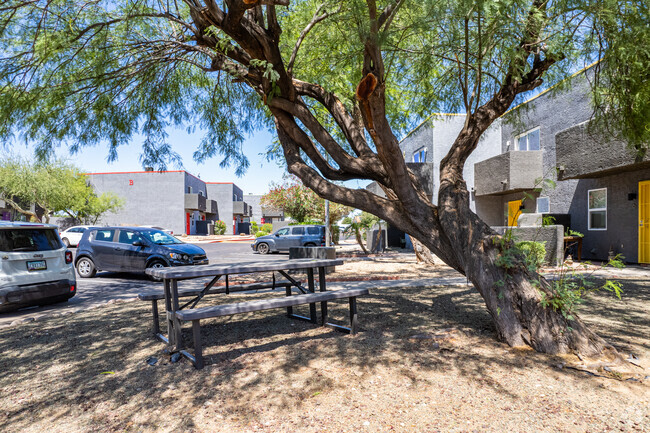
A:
[251,225,326,254]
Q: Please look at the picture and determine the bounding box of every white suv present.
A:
[0,221,76,312]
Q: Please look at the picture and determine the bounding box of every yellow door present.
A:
[508,200,523,227]
[639,180,650,264]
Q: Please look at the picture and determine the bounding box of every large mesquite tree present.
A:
[1,0,647,357]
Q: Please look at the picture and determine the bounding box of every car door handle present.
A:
[114,247,122,251]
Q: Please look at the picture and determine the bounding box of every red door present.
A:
[186,213,191,235]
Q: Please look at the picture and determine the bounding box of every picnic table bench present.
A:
[143,258,369,369]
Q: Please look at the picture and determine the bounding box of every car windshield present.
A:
[141,230,183,245]
[0,228,62,252]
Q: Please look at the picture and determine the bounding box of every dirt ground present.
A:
[0,255,648,433]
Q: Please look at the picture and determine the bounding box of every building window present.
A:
[187,186,192,193]
[516,128,540,151]
[588,188,607,230]
[198,191,204,197]
[536,197,550,213]
[413,147,427,163]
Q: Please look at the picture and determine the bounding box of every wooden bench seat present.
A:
[176,287,370,369]
[138,280,296,342]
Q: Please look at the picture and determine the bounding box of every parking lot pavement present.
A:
[0,241,283,327]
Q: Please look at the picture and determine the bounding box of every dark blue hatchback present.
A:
[74,227,208,278]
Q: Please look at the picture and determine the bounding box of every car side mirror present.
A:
[275,233,280,237]
[132,240,145,247]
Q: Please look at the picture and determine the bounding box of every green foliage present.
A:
[0,156,122,223]
[261,176,351,244]
[251,221,259,233]
[590,1,650,154]
[0,0,645,169]
[516,241,547,271]
[213,220,227,235]
[539,254,624,321]
[255,223,273,238]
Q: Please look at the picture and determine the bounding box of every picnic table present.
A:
[143,258,368,369]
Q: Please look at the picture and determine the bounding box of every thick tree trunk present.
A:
[354,228,369,254]
[430,173,614,358]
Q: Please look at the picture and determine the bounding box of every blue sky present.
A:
[10,128,289,195]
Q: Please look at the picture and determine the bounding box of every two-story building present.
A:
[86,169,252,236]
[398,66,650,264]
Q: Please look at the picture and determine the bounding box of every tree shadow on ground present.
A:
[0,278,647,431]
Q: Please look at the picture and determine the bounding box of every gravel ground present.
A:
[0,254,648,432]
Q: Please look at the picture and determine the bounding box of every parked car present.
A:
[251,225,326,254]
[74,227,208,278]
[0,221,76,312]
[59,225,97,247]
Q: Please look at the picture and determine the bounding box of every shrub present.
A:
[255,230,268,238]
[261,223,273,233]
[517,240,546,270]
[251,221,259,233]
[214,220,227,235]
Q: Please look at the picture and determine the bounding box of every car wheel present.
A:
[256,243,270,254]
[76,257,97,278]
[147,260,167,281]
[304,242,316,247]
[61,237,70,247]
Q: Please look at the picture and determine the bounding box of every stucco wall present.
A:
[206,183,235,234]
[500,73,596,217]
[566,170,650,263]
[86,171,186,235]
[555,122,650,179]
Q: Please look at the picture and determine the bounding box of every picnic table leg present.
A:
[192,320,204,369]
[163,278,174,347]
[285,284,293,317]
[349,297,358,334]
[318,266,328,326]
[171,279,183,352]
[307,268,317,323]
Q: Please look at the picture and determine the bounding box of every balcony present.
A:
[184,193,206,212]
[556,123,650,180]
[262,207,283,219]
[233,201,250,215]
[205,200,218,216]
[474,151,543,196]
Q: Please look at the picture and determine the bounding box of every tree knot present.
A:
[355,73,378,102]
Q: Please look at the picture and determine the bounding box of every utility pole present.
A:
[325,199,330,247]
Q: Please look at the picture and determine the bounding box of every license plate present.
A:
[27,260,47,271]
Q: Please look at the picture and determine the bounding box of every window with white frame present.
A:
[516,128,540,151]
[536,197,550,213]
[588,188,607,230]
[413,147,427,163]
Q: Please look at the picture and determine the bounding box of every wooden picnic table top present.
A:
[145,258,344,280]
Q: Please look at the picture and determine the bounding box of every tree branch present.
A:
[287,3,340,75]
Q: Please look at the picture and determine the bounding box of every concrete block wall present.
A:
[87,171,186,235]
[494,225,564,266]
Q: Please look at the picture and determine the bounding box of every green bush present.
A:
[261,223,273,233]
[251,221,259,233]
[255,230,268,238]
[517,241,546,270]
[213,220,227,235]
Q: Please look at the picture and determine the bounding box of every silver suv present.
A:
[0,222,76,312]
[252,225,326,254]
